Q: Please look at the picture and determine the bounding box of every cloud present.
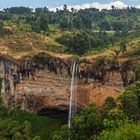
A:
[49,1,128,11]
[136,5,140,9]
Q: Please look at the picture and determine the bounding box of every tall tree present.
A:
[39,14,48,31]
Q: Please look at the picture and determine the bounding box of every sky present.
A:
[0,0,140,11]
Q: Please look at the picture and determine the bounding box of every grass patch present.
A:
[10,110,64,140]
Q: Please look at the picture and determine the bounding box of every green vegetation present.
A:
[0,6,140,56]
[0,5,140,140]
[52,82,140,140]
[1,6,140,32]
[0,98,63,140]
[56,31,113,55]
[99,124,140,140]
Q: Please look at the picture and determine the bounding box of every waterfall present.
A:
[68,62,78,129]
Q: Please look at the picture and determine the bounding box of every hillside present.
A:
[0,6,140,140]
[0,7,140,111]
[0,29,64,60]
[0,6,140,61]
[0,11,140,110]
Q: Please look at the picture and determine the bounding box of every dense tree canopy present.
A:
[0,6,140,33]
[99,123,140,140]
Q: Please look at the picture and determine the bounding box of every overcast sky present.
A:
[0,0,140,10]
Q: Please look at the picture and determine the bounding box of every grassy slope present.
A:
[84,31,140,63]
[1,23,140,63]
[0,29,63,60]
[10,110,64,140]
[0,24,139,140]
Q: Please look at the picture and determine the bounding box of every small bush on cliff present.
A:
[118,92,140,121]
[117,82,140,121]
[102,96,117,115]
[103,109,128,131]
[125,81,140,102]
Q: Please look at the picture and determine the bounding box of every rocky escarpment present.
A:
[16,69,70,115]
[0,57,124,118]
[14,68,123,117]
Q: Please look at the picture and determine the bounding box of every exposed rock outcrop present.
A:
[0,57,124,118]
[15,69,123,117]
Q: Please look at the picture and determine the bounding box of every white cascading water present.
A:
[68,62,78,129]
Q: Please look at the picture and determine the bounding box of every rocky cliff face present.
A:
[0,58,124,117]
[16,69,70,115]
[15,68,123,117]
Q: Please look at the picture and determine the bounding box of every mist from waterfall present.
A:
[68,62,78,129]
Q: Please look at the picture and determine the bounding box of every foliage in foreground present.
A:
[52,81,140,140]
[0,97,63,140]
[0,119,40,140]
[99,123,140,140]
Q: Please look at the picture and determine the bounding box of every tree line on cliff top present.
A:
[0,6,140,32]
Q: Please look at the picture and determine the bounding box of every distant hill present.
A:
[0,6,139,60]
